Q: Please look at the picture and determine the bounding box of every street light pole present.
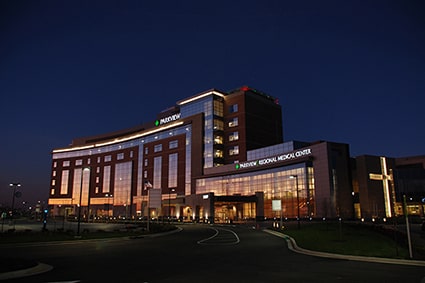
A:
[9,183,21,229]
[144,180,152,232]
[289,175,300,229]
[169,188,175,222]
[77,167,90,236]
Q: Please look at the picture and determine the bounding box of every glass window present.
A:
[144,159,148,166]
[104,155,111,162]
[213,119,224,131]
[60,170,69,194]
[154,144,162,153]
[228,117,238,127]
[145,147,149,155]
[229,104,238,113]
[229,146,239,156]
[169,140,178,149]
[153,157,162,188]
[213,99,223,117]
[52,171,56,177]
[114,162,132,206]
[214,149,223,158]
[168,153,178,188]
[76,159,83,166]
[103,166,111,193]
[117,153,124,160]
[63,161,70,167]
[214,135,223,144]
[72,168,90,206]
[229,132,239,141]
[51,179,56,186]
[130,151,134,158]
[53,161,57,168]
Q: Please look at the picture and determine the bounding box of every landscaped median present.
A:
[0,222,178,244]
[265,221,425,265]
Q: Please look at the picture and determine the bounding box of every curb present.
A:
[0,262,53,281]
[264,229,425,267]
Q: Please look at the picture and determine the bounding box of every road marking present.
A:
[197,227,240,245]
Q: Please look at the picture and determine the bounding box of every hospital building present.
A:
[48,86,425,222]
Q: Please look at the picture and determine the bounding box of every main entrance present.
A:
[213,195,257,223]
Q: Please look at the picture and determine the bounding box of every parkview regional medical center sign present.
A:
[235,148,312,170]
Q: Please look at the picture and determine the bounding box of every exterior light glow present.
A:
[177,90,226,105]
[53,122,184,153]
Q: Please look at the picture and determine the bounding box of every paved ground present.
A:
[1,219,424,281]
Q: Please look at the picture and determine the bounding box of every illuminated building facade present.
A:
[353,155,425,219]
[48,86,360,222]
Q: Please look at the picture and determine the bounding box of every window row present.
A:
[146,140,179,154]
[55,151,134,168]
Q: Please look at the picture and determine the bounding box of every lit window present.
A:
[214,150,223,158]
[229,132,239,141]
[63,161,70,167]
[213,119,224,130]
[117,153,124,160]
[76,159,83,166]
[60,170,69,194]
[144,159,148,166]
[214,135,223,144]
[228,117,238,127]
[229,146,239,156]
[104,155,112,162]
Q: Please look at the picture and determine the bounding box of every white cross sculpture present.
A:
[369,157,393,218]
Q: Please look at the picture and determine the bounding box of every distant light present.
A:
[240,86,250,91]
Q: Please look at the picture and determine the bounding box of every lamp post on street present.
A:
[144,180,153,232]
[77,167,90,236]
[169,188,175,222]
[289,175,300,229]
[105,193,113,221]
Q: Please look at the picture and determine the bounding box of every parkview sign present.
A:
[235,148,312,170]
[155,113,181,126]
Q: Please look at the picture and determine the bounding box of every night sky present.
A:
[1,1,424,207]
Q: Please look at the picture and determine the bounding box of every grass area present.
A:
[280,221,411,259]
[0,223,176,244]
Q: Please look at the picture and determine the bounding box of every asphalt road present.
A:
[1,224,425,283]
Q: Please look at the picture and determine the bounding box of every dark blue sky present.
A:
[1,0,424,207]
